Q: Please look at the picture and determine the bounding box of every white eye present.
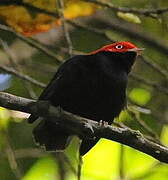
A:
[115,45,123,49]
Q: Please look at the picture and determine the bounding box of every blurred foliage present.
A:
[22,156,58,180]
[129,88,151,105]
[0,0,168,179]
[117,12,141,24]
[0,0,99,36]
[0,74,11,91]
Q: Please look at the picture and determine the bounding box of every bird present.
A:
[28,41,144,156]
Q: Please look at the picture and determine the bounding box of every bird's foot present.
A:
[99,120,109,127]
[82,122,95,139]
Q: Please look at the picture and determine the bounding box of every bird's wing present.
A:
[28,55,84,123]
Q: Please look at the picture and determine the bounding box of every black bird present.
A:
[28,41,143,156]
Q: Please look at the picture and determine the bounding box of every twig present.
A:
[119,144,125,180]
[141,56,168,80]
[0,39,37,99]
[77,154,82,180]
[69,18,168,57]
[104,18,168,56]
[130,74,168,95]
[0,24,62,64]
[68,19,168,61]
[55,153,66,180]
[127,108,160,142]
[84,0,168,16]
[1,0,168,18]
[67,20,112,42]
[14,148,46,158]
[57,0,73,57]
[3,130,22,179]
[0,65,46,88]
[0,0,59,18]
[0,92,168,163]
[61,153,77,175]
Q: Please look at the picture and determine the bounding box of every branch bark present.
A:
[0,92,168,163]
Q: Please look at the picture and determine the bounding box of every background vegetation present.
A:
[0,0,168,179]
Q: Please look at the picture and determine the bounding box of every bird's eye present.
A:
[115,45,123,49]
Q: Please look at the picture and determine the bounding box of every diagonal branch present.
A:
[0,0,59,18]
[130,74,168,95]
[1,0,168,18]
[0,39,37,99]
[0,24,62,64]
[0,92,168,163]
[84,0,168,17]
[57,0,73,57]
[0,65,46,88]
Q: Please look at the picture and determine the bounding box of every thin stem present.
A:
[0,24,62,64]
[57,0,73,57]
[0,65,46,88]
[0,0,59,18]
[0,39,37,99]
[77,154,82,180]
[119,144,125,180]
[55,153,66,180]
[141,56,168,80]
[84,0,168,16]
[4,130,22,179]
[130,74,168,95]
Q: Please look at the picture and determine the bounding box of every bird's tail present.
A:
[79,138,99,156]
[33,120,71,151]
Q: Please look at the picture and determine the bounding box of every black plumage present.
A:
[28,42,140,155]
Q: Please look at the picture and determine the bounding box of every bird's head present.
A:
[90,41,144,55]
[90,41,144,73]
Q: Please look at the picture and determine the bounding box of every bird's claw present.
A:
[81,122,95,139]
[99,120,109,127]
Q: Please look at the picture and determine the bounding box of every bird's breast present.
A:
[59,69,127,122]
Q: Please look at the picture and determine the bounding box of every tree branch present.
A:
[1,0,168,18]
[0,64,46,88]
[130,74,168,95]
[0,39,38,99]
[0,24,62,65]
[0,92,168,163]
[57,0,73,57]
[0,0,59,18]
[84,0,168,17]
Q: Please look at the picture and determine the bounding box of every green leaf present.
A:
[117,12,141,24]
[160,125,168,145]
[123,146,156,179]
[0,107,10,129]
[82,139,120,180]
[118,110,132,122]
[22,156,58,180]
[129,88,151,105]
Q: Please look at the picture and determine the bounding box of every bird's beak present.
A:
[128,48,145,55]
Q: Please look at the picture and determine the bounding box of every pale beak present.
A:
[128,48,145,55]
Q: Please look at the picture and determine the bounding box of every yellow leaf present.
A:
[64,1,98,19]
[0,0,100,36]
[82,139,120,180]
[22,156,58,180]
